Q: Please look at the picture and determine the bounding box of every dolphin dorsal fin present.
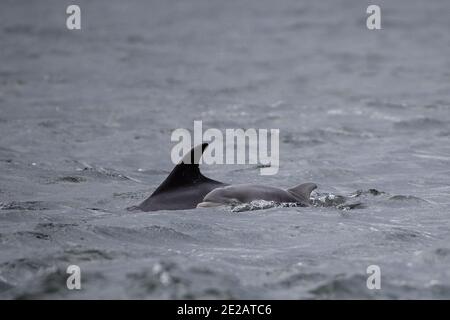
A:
[151,143,210,196]
[287,183,317,203]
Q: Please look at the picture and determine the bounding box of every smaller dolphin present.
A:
[197,183,317,208]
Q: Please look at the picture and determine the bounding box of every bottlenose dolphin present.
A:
[138,143,226,211]
[197,183,317,208]
[137,143,317,211]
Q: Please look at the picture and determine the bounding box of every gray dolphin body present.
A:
[138,143,317,211]
[197,183,317,208]
[138,143,226,211]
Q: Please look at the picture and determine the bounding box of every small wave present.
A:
[309,274,374,299]
[75,161,141,182]
[308,127,375,140]
[384,194,432,208]
[3,24,34,35]
[0,257,55,294]
[91,225,196,244]
[114,190,151,200]
[272,271,327,290]
[434,248,450,258]
[231,200,305,213]
[135,168,171,176]
[11,269,69,299]
[347,189,430,207]
[126,261,241,299]
[282,133,324,147]
[0,201,60,211]
[34,222,79,230]
[348,189,385,197]
[308,273,425,299]
[61,248,114,262]
[388,195,429,203]
[6,267,107,299]
[32,222,84,239]
[394,118,446,130]
[383,227,427,242]
[56,176,86,183]
[0,258,49,274]
[0,279,13,293]
[365,99,408,109]
[0,229,54,245]
[15,231,51,241]
[127,261,177,290]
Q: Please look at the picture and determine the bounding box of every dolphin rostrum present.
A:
[138,143,226,211]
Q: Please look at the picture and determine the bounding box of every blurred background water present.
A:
[0,0,450,299]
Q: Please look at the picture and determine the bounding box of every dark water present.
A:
[1,0,450,299]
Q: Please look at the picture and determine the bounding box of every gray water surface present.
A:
[1,0,450,299]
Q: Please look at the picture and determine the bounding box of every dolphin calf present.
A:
[138,143,226,211]
[197,183,317,208]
